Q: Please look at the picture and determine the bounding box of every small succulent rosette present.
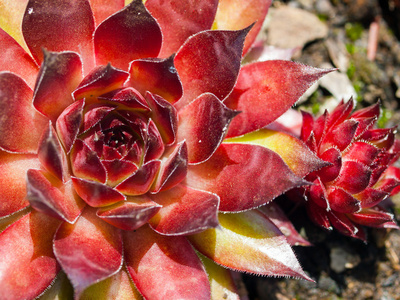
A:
[298,100,400,240]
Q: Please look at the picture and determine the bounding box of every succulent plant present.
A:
[0,0,335,299]
[296,100,400,240]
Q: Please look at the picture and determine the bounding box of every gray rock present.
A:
[267,6,328,49]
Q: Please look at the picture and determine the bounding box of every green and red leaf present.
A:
[187,144,309,212]
[189,211,311,279]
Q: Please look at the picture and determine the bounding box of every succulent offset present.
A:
[295,100,400,240]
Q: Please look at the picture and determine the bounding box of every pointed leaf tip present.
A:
[175,26,252,109]
[189,211,311,280]
[225,61,334,138]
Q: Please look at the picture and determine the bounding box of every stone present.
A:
[267,6,328,49]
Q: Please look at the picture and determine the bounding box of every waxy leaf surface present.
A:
[22,0,95,72]
[187,144,308,212]
[0,152,40,217]
[128,56,183,104]
[33,51,82,123]
[0,212,60,299]
[0,72,47,153]
[149,184,219,235]
[145,0,218,57]
[178,93,238,164]
[0,27,38,88]
[54,207,123,297]
[26,170,84,223]
[225,128,328,177]
[201,254,240,300]
[124,225,211,300]
[174,28,249,108]
[94,0,162,70]
[225,61,332,138]
[189,211,311,279]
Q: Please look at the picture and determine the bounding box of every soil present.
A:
[243,0,400,299]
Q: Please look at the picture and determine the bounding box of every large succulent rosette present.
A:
[0,0,331,298]
[297,100,400,240]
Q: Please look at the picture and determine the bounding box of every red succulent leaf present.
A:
[300,110,314,142]
[149,184,219,235]
[322,119,359,152]
[327,211,366,241]
[361,127,396,149]
[189,210,312,279]
[33,50,82,123]
[82,105,115,133]
[94,0,162,70]
[351,101,381,120]
[201,254,241,300]
[187,144,309,212]
[225,61,332,138]
[343,141,380,165]
[354,187,389,208]
[145,0,218,57]
[306,200,332,230]
[143,119,165,162]
[0,28,38,88]
[225,128,329,178]
[309,177,330,210]
[177,93,239,164]
[0,72,47,154]
[97,195,161,231]
[38,122,69,182]
[71,176,126,207]
[213,0,272,56]
[317,147,342,182]
[70,139,107,183]
[103,159,138,186]
[259,203,311,246]
[26,170,84,223]
[0,152,40,217]
[327,186,361,214]
[123,141,142,166]
[347,206,395,227]
[53,207,123,297]
[325,100,354,130]
[109,87,150,110]
[124,225,211,300]
[334,160,372,194]
[375,177,400,194]
[145,92,178,145]
[151,141,188,193]
[0,211,61,299]
[88,0,124,25]
[128,56,183,104]
[384,166,400,195]
[174,27,251,109]
[81,268,143,299]
[56,99,85,153]
[22,0,95,72]
[116,160,161,195]
[313,110,328,146]
[73,64,129,100]
[354,117,378,138]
